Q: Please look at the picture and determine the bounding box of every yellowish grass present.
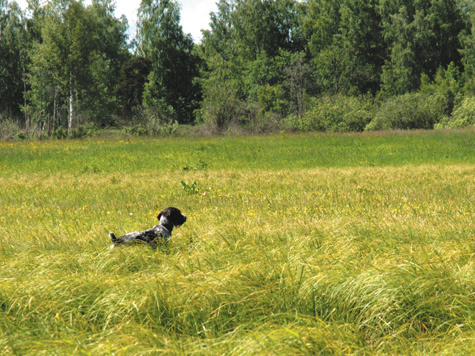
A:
[0,133,474,354]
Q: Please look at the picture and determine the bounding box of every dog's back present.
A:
[109,207,186,248]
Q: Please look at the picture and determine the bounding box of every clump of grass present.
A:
[0,131,474,354]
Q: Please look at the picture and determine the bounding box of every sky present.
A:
[15,0,218,43]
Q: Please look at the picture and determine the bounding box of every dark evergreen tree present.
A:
[137,0,201,124]
[115,56,152,119]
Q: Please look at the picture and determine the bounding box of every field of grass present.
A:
[0,130,474,355]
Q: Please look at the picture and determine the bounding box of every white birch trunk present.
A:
[68,75,73,134]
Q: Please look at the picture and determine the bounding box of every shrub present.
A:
[122,125,148,136]
[257,85,286,118]
[149,120,180,136]
[69,124,98,139]
[199,79,247,133]
[435,97,475,129]
[51,124,97,140]
[366,93,447,131]
[0,119,21,140]
[52,126,68,139]
[285,95,373,132]
[15,130,27,140]
[420,62,461,117]
[144,98,180,136]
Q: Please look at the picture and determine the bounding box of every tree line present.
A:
[1,0,475,139]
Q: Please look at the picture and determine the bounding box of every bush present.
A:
[420,62,462,117]
[15,130,27,140]
[285,95,373,132]
[366,93,447,131]
[122,125,148,136]
[51,124,98,140]
[199,79,248,133]
[143,98,180,136]
[246,110,283,133]
[149,120,180,136]
[257,85,287,118]
[51,127,68,139]
[435,97,475,129]
[69,124,98,139]
[0,119,21,140]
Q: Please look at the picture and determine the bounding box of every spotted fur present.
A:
[109,207,186,249]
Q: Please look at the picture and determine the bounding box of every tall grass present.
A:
[0,130,474,355]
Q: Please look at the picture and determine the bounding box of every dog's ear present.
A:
[157,209,168,221]
[109,232,118,243]
[158,207,186,225]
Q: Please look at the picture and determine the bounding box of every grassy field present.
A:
[0,130,474,355]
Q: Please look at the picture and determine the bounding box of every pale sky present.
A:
[15,0,218,43]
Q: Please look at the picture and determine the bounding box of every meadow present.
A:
[0,130,474,355]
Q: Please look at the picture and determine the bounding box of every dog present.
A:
[109,207,186,249]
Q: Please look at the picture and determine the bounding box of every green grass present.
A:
[0,130,474,355]
[1,129,474,175]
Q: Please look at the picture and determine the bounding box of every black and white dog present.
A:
[109,207,187,249]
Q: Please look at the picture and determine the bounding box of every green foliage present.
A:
[284,52,312,118]
[0,119,21,140]
[180,180,201,195]
[421,62,462,115]
[138,0,201,124]
[122,125,148,136]
[366,93,447,131]
[51,126,68,139]
[257,84,286,117]
[26,0,128,131]
[3,0,475,135]
[436,96,475,128]
[200,1,307,131]
[459,0,475,92]
[309,0,384,95]
[286,95,373,132]
[231,0,304,60]
[150,119,180,137]
[15,129,27,140]
[379,0,465,96]
[0,1,27,120]
[49,123,97,139]
[143,96,179,136]
[303,0,342,55]
[68,124,98,139]
[198,71,246,132]
[115,56,152,119]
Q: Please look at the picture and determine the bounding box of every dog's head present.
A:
[158,207,187,227]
